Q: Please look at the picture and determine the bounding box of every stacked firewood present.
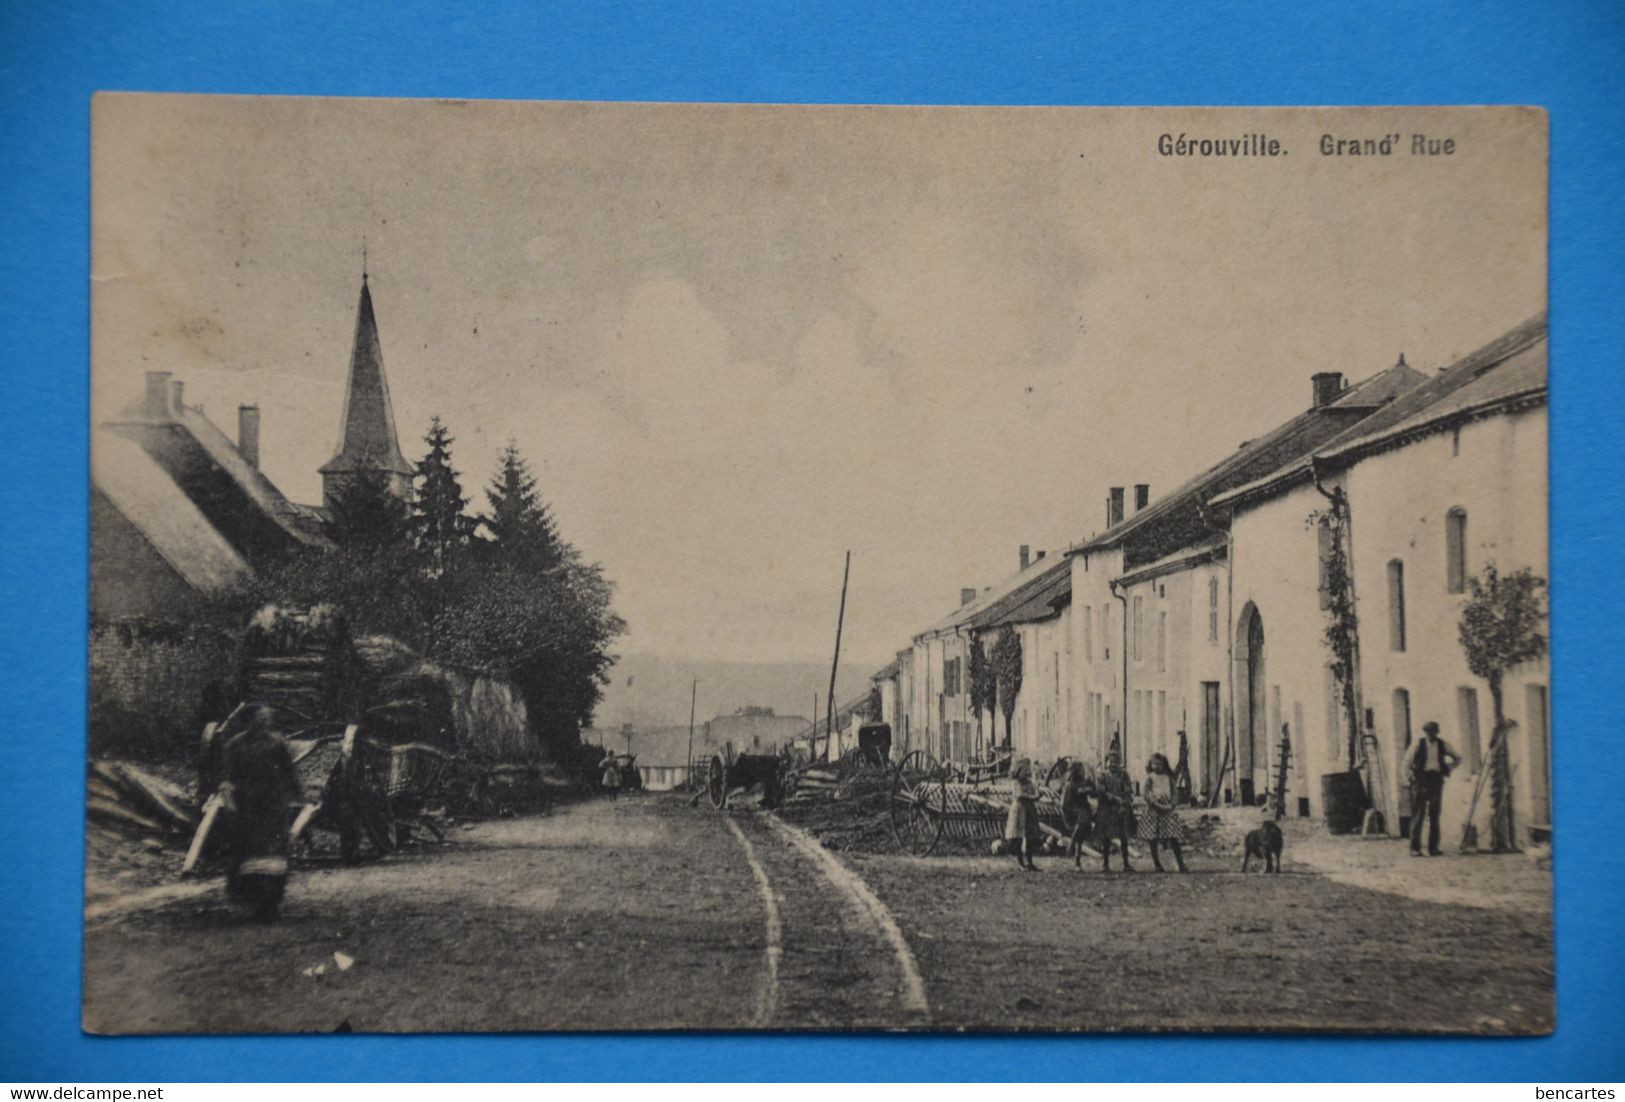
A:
[237,603,361,725]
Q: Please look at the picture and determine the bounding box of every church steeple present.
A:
[319,272,413,510]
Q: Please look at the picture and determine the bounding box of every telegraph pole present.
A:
[824,550,852,761]
[685,679,698,791]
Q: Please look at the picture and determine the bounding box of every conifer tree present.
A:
[482,441,563,571]
[326,469,409,547]
[412,416,474,577]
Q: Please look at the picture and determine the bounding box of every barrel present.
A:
[1319,771,1369,834]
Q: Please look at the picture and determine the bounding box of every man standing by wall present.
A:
[1405,720,1461,857]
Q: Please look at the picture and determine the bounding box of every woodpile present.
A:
[238,603,362,724]
[86,759,198,836]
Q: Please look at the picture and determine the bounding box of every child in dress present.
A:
[1059,760,1096,871]
[1138,752,1189,872]
[1003,757,1042,871]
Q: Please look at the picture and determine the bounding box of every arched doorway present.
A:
[1233,602,1266,805]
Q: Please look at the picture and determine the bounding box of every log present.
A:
[87,795,170,835]
[182,792,225,875]
[108,762,196,829]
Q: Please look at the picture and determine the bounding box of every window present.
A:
[942,656,959,697]
[1083,606,1094,661]
[1132,595,1144,662]
[1457,686,1482,773]
[1208,576,1220,642]
[1387,559,1407,652]
[1392,688,1412,751]
[1157,690,1167,751]
[1157,610,1168,672]
[1102,605,1112,660]
[1054,651,1061,696]
[1446,508,1468,594]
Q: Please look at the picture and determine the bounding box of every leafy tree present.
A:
[482,441,564,572]
[990,625,1023,749]
[1459,564,1548,853]
[326,469,409,548]
[967,633,996,751]
[411,416,475,578]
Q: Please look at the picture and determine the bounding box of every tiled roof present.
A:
[1212,314,1547,508]
[1074,359,1425,560]
[965,557,1071,630]
[92,428,253,595]
[1317,314,1547,464]
[915,553,1066,639]
[1114,533,1227,587]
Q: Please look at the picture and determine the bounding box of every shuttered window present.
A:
[1446,508,1468,594]
[1387,559,1407,652]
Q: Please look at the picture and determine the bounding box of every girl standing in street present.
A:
[1060,759,1096,871]
[1138,752,1189,872]
[1003,757,1042,871]
[1093,749,1136,873]
[600,750,623,800]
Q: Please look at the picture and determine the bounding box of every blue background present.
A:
[2,0,1622,1082]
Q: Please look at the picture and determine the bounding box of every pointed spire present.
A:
[320,272,412,506]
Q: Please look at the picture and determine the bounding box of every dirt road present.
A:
[82,795,924,1033]
[83,795,1552,1034]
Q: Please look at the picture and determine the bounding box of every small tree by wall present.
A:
[967,633,995,751]
[1459,563,1548,853]
[991,625,1023,749]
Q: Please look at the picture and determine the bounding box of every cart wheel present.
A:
[1045,756,1075,789]
[897,763,949,858]
[706,754,728,809]
[895,749,939,781]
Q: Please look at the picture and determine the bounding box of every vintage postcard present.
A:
[86,96,1549,1034]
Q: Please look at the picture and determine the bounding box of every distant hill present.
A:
[591,653,876,731]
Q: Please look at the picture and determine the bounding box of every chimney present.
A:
[1312,371,1344,408]
[1035,550,1046,561]
[169,380,185,413]
[1019,545,1031,571]
[1107,486,1125,528]
[1134,483,1150,512]
[144,371,173,420]
[238,404,261,469]
[960,587,977,606]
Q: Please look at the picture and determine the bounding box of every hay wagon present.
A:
[887,750,1075,855]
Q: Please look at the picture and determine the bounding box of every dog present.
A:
[1242,819,1284,873]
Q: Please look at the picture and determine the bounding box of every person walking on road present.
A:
[1003,757,1042,871]
[1138,752,1189,873]
[1404,720,1460,857]
[601,749,623,800]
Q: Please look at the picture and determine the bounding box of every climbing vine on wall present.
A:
[1307,494,1362,771]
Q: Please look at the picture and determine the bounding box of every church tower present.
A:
[319,271,414,510]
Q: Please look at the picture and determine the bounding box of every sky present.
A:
[91,98,1546,668]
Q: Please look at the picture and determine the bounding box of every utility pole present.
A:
[686,679,698,791]
[825,550,852,762]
